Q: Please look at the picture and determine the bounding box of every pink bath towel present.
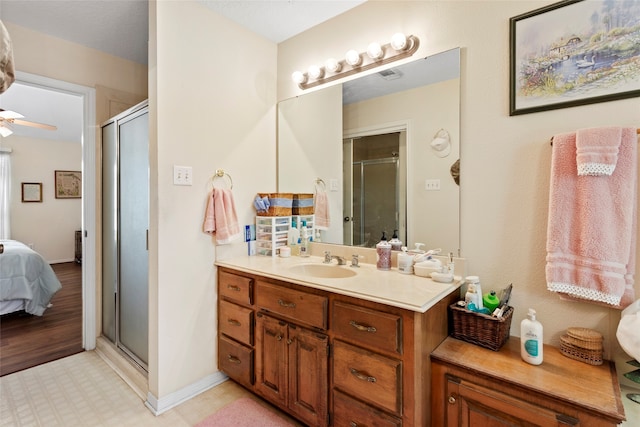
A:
[546,128,637,309]
[314,187,330,230]
[203,188,242,245]
[576,127,622,176]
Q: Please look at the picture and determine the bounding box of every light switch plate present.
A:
[173,165,193,185]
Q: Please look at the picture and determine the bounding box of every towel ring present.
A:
[315,178,326,192]
[212,169,233,189]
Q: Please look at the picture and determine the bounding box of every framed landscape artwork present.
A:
[510,0,640,115]
[55,170,82,199]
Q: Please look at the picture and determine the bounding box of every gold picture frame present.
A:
[55,170,82,199]
[22,182,43,202]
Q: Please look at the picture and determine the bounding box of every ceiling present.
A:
[0,0,366,141]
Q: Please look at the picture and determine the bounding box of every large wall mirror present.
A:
[278,47,461,255]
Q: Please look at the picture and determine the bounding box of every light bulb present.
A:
[390,33,408,51]
[345,49,362,66]
[367,42,383,60]
[291,70,307,84]
[308,65,324,80]
[325,58,342,73]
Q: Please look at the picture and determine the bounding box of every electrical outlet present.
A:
[425,179,441,191]
[173,165,193,186]
[329,179,339,191]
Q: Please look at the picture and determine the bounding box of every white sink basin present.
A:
[288,263,357,279]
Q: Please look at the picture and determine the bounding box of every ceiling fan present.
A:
[0,108,57,137]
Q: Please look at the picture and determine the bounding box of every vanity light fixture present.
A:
[345,49,362,66]
[292,33,420,90]
[367,42,384,60]
[430,129,451,158]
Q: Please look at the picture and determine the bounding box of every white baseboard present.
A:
[145,371,229,416]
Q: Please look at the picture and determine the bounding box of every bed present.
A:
[0,240,62,316]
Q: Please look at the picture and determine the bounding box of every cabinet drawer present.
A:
[219,270,253,305]
[332,301,402,355]
[218,335,253,388]
[256,281,328,330]
[333,340,402,415]
[333,390,401,427]
[219,300,253,345]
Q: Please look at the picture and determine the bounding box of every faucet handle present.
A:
[324,251,331,263]
[351,254,361,268]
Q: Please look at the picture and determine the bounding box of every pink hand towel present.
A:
[314,188,330,230]
[546,128,637,309]
[576,127,622,176]
[203,188,242,245]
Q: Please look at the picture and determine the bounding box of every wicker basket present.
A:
[256,193,293,216]
[450,304,513,351]
[292,193,314,215]
[560,335,603,365]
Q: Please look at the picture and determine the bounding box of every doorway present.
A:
[2,72,97,354]
[343,131,407,248]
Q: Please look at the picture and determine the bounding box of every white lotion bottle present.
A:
[521,308,543,365]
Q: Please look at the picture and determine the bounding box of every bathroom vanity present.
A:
[215,255,461,427]
[431,337,626,426]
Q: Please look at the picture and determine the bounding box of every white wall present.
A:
[277,0,640,361]
[151,0,277,401]
[4,136,81,262]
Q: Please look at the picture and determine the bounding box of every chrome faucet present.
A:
[324,251,346,265]
[351,254,361,268]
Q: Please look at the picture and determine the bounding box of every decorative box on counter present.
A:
[292,193,314,215]
[256,193,293,216]
[449,303,513,351]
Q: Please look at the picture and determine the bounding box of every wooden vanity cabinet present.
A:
[217,267,457,427]
[217,270,255,389]
[431,337,626,427]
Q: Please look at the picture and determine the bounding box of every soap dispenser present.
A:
[376,231,392,270]
[389,229,403,251]
[521,308,543,365]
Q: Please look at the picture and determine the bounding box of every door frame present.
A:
[16,71,97,350]
[344,120,409,248]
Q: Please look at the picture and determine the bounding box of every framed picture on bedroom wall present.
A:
[21,182,42,202]
[54,170,82,199]
[509,0,640,115]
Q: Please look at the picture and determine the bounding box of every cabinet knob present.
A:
[448,395,457,404]
[349,422,358,427]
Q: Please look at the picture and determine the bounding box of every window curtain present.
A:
[0,150,11,239]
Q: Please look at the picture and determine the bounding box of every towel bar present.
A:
[212,169,233,189]
[550,128,639,146]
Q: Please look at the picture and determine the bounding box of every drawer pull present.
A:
[350,368,376,383]
[349,422,358,427]
[227,284,241,292]
[227,318,241,327]
[227,355,241,364]
[278,299,296,308]
[349,320,377,333]
[448,395,457,404]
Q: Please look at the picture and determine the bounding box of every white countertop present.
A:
[215,255,461,313]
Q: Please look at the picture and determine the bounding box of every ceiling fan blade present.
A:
[0,109,25,120]
[11,118,57,131]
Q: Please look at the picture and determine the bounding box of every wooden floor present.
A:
[0,262,83,376]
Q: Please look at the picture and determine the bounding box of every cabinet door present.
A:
[446,375,579,426]
[255,313,288,405]
[288,325,328,427]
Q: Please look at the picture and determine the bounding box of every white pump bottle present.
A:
[520,308,543,365]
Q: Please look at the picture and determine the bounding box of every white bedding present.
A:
[0,240,62,316]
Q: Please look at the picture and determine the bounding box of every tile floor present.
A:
[0,351,298,427]
[2,350,637,426]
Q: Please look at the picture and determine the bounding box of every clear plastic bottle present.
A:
[299,220,310,257]
[521,308,543,365]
